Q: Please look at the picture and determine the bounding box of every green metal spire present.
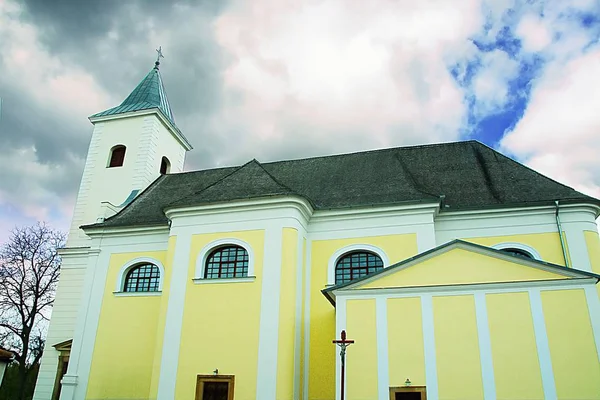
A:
[90,57,176,125]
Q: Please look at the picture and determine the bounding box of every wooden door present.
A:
[390,386,427,400]
[196,375,235,400]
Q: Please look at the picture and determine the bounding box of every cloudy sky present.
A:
[1,0,599,243]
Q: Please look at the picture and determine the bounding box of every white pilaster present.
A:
[255,225,284,398]
[156,233,192,400]
[474,292,496,399]
[303,238,313,400]
[564,228,592,271]
[376,297,389,400]
[293,231,306,400]
[334,298,347,400]
[59,247,108,400]
[421,295,439,399]
[529,289,557,400]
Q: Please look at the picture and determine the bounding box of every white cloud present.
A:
[471,49,520,115]
[516,14,552,53]
[501,47,600,198]
[210,0,484,160]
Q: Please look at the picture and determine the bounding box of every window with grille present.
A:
[123,264,160,292]
[335,251,384,285]
[500,248,534,259]
[108,145,126,167]
[204,246,249,279]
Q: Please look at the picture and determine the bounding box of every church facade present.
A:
[33,60,600,400]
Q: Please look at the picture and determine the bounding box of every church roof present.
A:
[89,65,176,125]
[85,140,600,229]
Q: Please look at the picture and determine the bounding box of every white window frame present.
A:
[491,242,541,260]
[194,238,255,284]
[327,244,389,286]
[114,257,165,296]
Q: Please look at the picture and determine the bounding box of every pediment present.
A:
[323,240,598,304]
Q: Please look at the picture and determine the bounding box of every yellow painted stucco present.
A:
[542,289,600,399]
[465,232,568,265]
[486,292,544,399]
[360,248,567,289]
[175,230,264,400]
[346,299,378,400]
[276,228,299,399]
[87,250,169,400]
[308,233,418,399]
[387,297,426,387]
[433,295,484,400]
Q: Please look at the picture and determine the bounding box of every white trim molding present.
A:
[327,244,390,286]
[194,238,255,280]
[491,242,542,260]
[114,256,165,292]
[192,276,256,284]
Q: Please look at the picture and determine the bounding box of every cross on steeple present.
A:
[154,46,164,69]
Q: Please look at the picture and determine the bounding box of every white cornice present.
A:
[58,246,92,257]
[331,277,597,302]
[89,108,193,151]
[82,225,169,238]
[438,203,600,221]
[164,196,314,223]
[311,202,440,223]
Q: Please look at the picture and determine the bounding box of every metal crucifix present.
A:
[333,330,354,400]
[154,46,164,69]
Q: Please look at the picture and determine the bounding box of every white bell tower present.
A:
[33,51,192,400]
[66,52,193,247]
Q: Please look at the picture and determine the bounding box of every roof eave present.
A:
[88,108,193,151]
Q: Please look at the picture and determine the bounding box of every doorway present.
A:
[196,375,235,400]
[389,386,427,400]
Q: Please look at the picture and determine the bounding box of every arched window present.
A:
[123,264,161,292]
[108,145,126,168]
[500,248,534,259]
[335,251,384,285]
[160,156,171,174]
[205,246,249,279]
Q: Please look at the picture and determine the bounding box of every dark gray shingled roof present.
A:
[85,140,600,229]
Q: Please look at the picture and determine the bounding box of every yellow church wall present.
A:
[361,248,566,289]
[86,250,168,400]
[175,230,264,400]
[149,236,177,399]
[464,232,567,265]
[346,299,378,400]
[486,292,544,399]
[277,228,299,399]
[308,234,418,399]
[541,289,600,399]
[387,297,426,387]
[433,295,484,400]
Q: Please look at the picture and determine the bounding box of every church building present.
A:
[33,56,600,400]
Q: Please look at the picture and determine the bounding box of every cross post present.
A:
[333,330,354,400]
[155,46,164,69]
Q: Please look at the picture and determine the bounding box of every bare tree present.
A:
[0,223,65,400]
